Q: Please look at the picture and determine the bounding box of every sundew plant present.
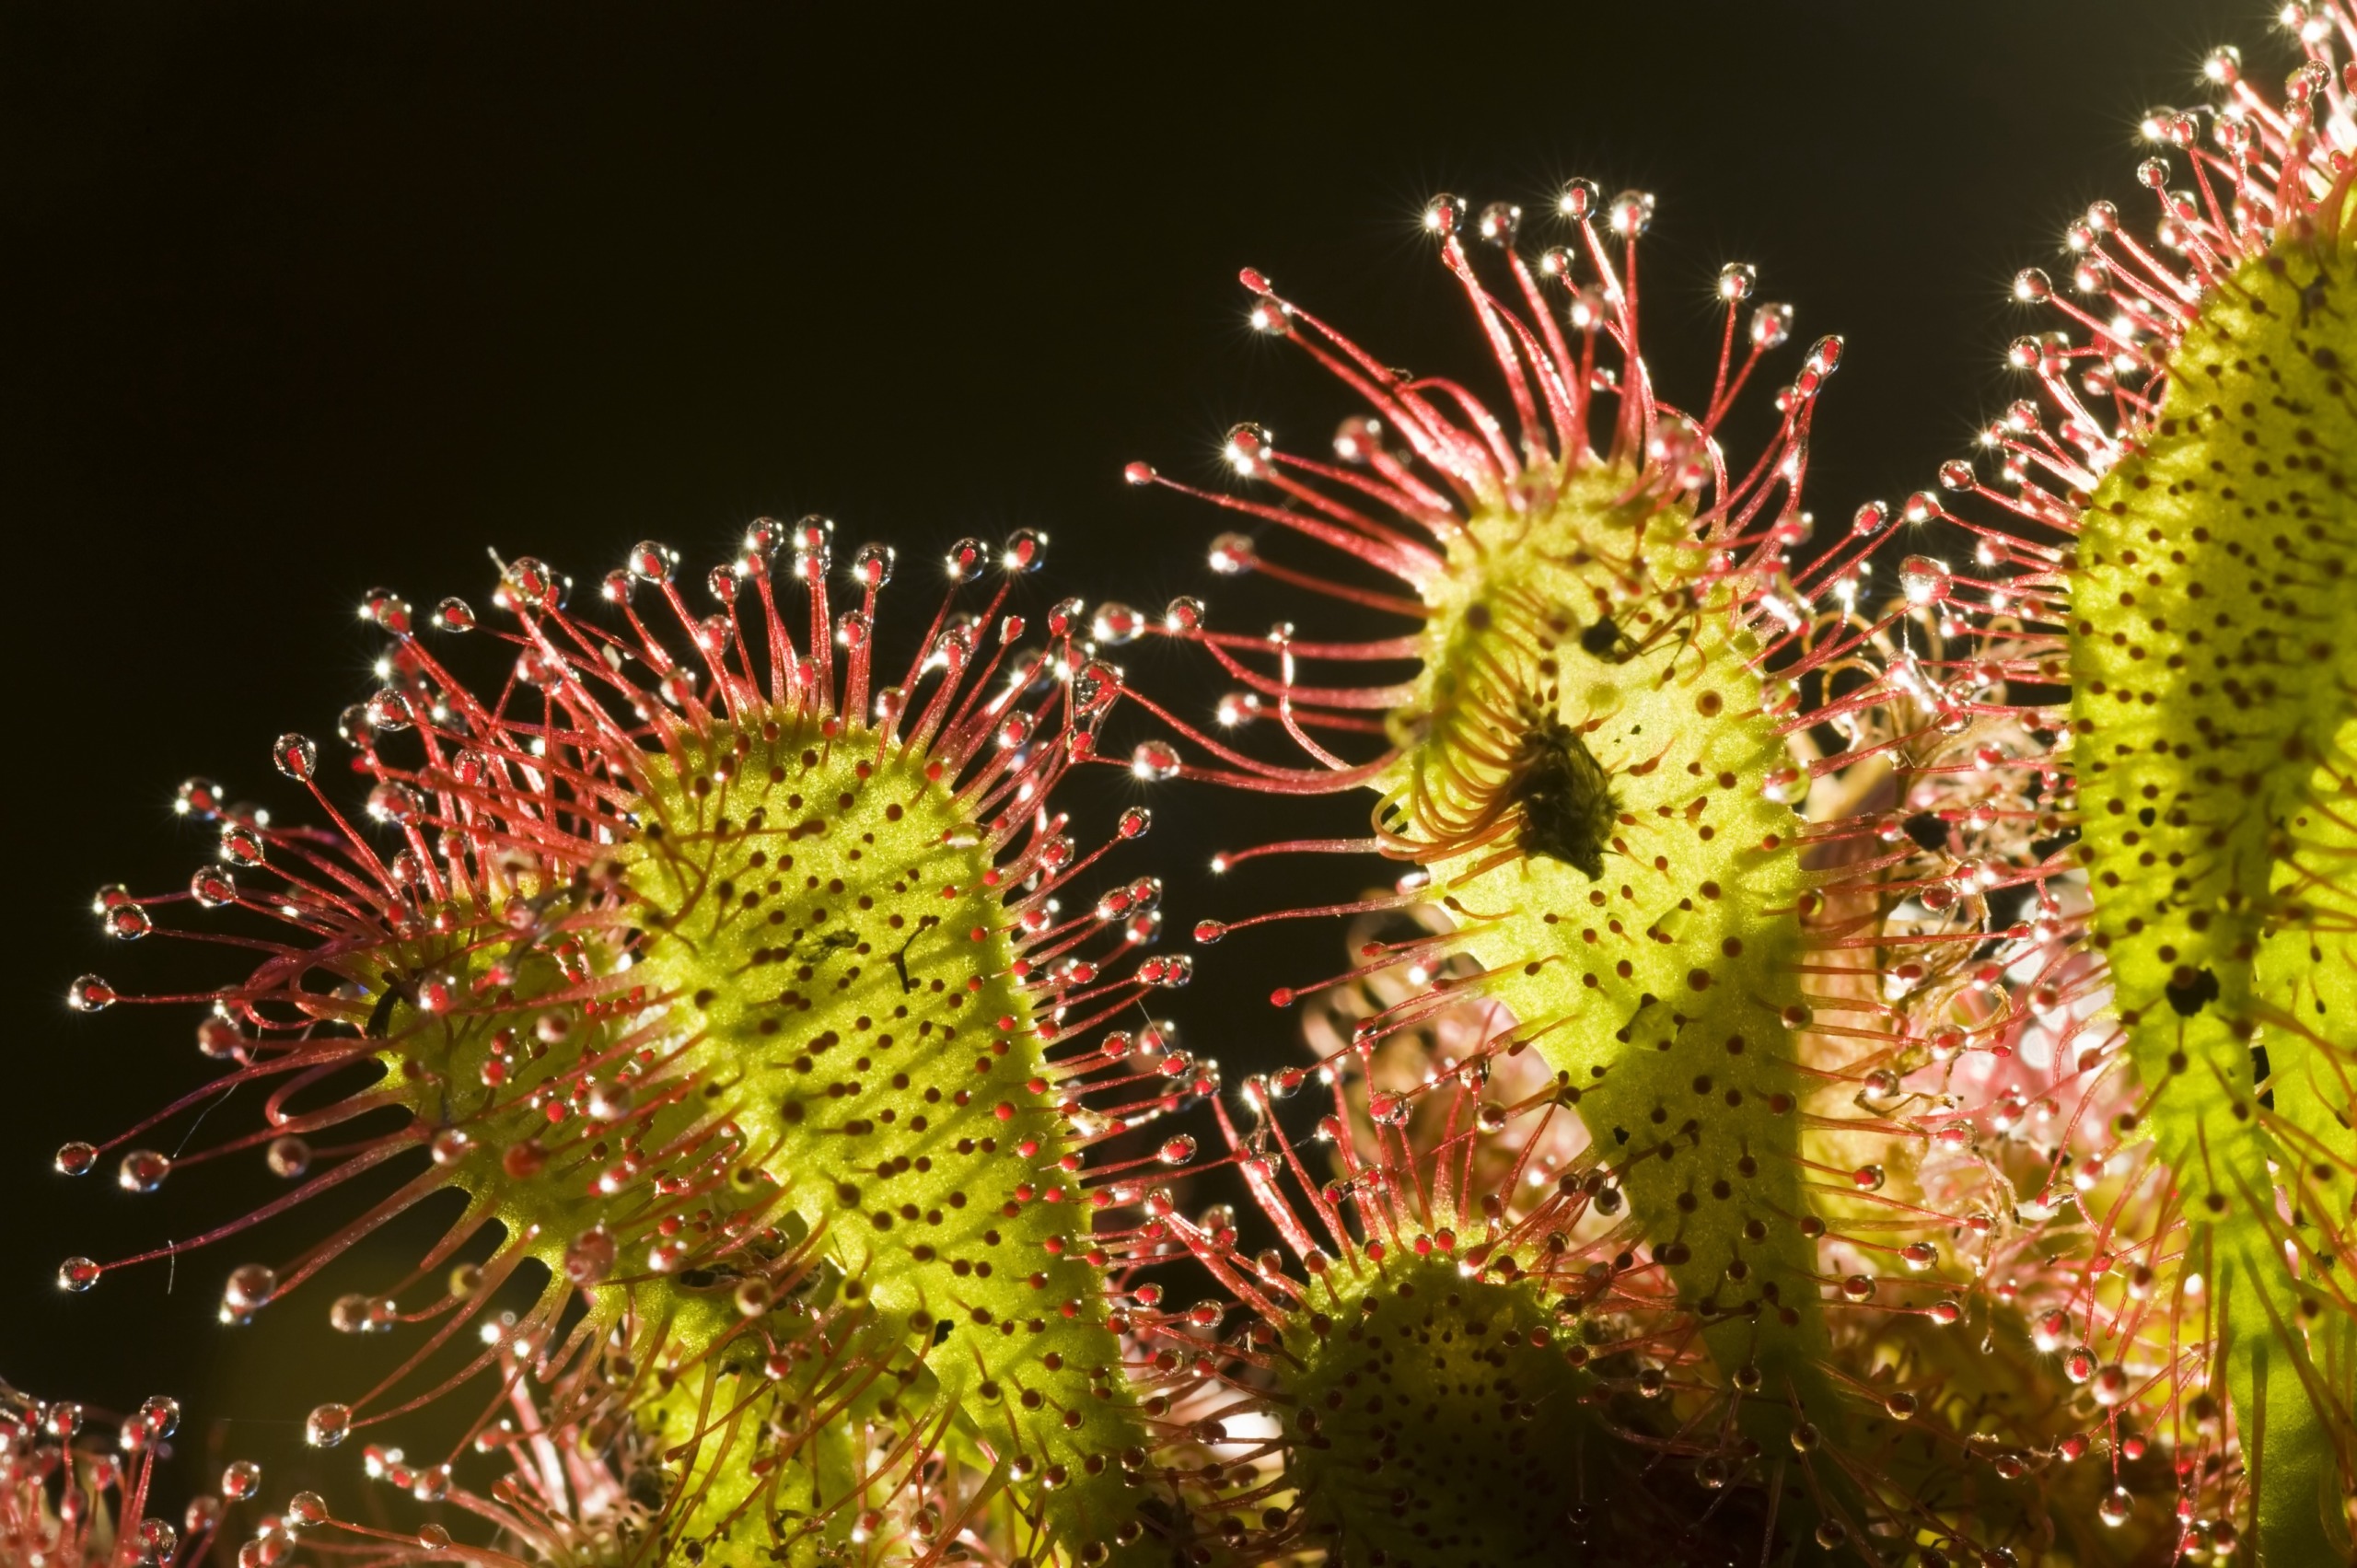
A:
[11,8,2356,1568]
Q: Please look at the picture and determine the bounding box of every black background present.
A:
[2,0,2268,1524]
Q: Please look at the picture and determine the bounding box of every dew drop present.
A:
[134,1517,180,1561]
[564,1226,616,1286]
[365,687,415,733]
[190,865,238,908]
[1092,603,1144,645]
[1223,422,1273,476]
[117,1149,170,1193]
[1207,533,1257,575]
[265,731,319,783]
[224,1263,276,1313]
[266,1137,311,1179]
[843,541,894,589]
[136,1396,180,1439]
[1002,528,1048,574]
[57,1257,100,1292]
[218,825,266,867]
[174,777,227,821]
[1749,302,1794,350]
[1607,190,1655,238]
[1130,740,1181,783]
[366,782,424,826]
[220,1460,261,1500]
[304,1404,351,1447]
[1557,179,1600,219]
[1898,556,1954,605]
[359,585,417,636]
[945,537,989,583]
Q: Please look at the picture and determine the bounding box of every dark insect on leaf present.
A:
[365,976,413,1040]
[625,1465,671,1513]
[1507,714,1618,878]
[2165,966,2221,1017]
[1579,616,1627,659]
[2029,825,2080,860]
[797,929,860,964]
[1901,813,1946,852]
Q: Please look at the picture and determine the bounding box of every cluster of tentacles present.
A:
[1111,180,2159,1564]
[1907,18,2357,1562]
[50,526,1237,1567]
[1099,16,2356,1561]
[26,9,2357,1568]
